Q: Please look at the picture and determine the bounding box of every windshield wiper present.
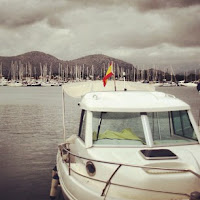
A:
[96,112,103,141]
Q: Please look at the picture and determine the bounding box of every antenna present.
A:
[123,72,127,91]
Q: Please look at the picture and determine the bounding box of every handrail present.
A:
[68,165,190,198]
[101,164,121,196]
[60,145,200,179]
[59,145,200,198]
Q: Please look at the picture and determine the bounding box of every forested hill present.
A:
[0,51,134,78]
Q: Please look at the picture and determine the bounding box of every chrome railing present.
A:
[59,144,200,198]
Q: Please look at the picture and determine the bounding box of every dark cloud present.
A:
[102,5,200,49]
[47,15,65,28]
[134,0,200,11]
[161,7,200,47]
[0,0,67,28]
[168,13,200,47]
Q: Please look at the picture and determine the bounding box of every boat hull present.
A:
[57,151,198,200]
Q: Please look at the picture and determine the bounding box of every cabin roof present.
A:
[80,91,190,112]
[62,81,155,98]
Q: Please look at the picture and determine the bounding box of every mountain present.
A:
[68,54,134,78]
[0,51,135,79]
[69,54,133,68]
[0,51,66,78]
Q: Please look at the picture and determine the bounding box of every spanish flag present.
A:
[103,62,114,87]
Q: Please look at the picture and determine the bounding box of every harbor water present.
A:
[0,86,199,200]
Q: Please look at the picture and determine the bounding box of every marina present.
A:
[0,85,199,200]
[0,1,200,199]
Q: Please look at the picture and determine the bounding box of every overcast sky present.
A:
[0,0,199,71]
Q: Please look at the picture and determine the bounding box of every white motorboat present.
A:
[179,82,197,87]
[8,80,23,87]
[41,82,52,87]
[55,81,200,200]
[0,77,8,86]
[160,81,177,87]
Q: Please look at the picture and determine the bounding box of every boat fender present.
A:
[50,167,59,199]
[52,165,57,178]
[190,191,200,200]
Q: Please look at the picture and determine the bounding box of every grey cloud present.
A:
[103,6,200,49]
[162,7,200,47]
[0,0,199,70]
[55,0,200,11]
[60,0,200,49]
[47,15,65,28]
[133,0,200,11]
[0,0,68,28]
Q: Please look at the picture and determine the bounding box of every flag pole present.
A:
[112,61,116,91]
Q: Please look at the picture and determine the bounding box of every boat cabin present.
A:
[78,91,199,148]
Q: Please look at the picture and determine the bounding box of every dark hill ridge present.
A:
[0,51,135,79]
[0,51,66,77]
[17,51,64,65]
[69,54,133,69]
[69,54,134,78]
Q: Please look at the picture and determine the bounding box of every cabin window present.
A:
[148,111,197,145]
[172,111,196,140]
[78,110,86,142]
[148,112,171,141]
[92,112,145,145]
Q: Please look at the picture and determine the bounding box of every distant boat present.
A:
[160,81,177,87]
[50,82,62,86]
[31,82,41,86]
[27,81,41,86]
[8,81,23,87]
[160,66,178,87]
[179,81,197,87]
[0,77,8,86]
[41,82,52,87]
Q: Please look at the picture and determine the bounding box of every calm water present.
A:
[0,86,199,200]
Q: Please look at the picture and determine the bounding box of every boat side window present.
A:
[92,112,145,145]
[148,111,197,145]
[78,110,86,142]
[172,110,197,140]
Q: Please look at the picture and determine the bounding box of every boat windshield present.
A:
[148,111,198,145]
[93,112,146,145]
[92,111,198,146]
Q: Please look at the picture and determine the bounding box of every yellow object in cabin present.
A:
[93,128,142,141]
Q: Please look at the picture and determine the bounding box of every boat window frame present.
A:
[82,110,199,148]
[92,111,151,147]
[187,110,200,143]
[78,109,86,142]
[171,110,197,140]
[140,112,154,147]
[148,110,199,147]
